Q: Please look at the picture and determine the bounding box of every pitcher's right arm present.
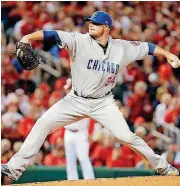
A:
[20,30,44,43]
[20,30,77,58]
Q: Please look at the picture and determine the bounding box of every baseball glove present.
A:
[14,42,42,71]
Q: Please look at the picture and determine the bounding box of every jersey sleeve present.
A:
[43,30,77,58]
[121,40,149,66]
[56,30,77,58]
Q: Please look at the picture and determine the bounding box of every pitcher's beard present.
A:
[89,33,103,41]
[89,33,99,38]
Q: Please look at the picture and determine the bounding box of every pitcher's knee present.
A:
[35,117,52,131]
[126,133,140,144]
[116,132,134,144]
[36,117,45,126]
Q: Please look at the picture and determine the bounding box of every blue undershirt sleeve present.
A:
[148,43,156,55]
[43,30,60,42]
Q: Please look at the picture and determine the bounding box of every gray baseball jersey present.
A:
[56,31,149,98]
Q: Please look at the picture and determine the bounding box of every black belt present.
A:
[67,129,79,132]
[74,90,111,99]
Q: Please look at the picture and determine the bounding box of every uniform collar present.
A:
[88,34,113,45]
[87,34,113,60]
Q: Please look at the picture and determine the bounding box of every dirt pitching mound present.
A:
[11,176,180,186]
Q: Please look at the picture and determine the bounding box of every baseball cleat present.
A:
[158,164,179,176]
[1,164,17,181]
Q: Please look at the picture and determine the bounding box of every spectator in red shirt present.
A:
[30,88,46,110]
[8,2,30,18]
[164,98,180,125]
[134,116,145,127]
[126,81,153,123]
[125,63,147,88]
[43,145,66,166]
[48,90,63,107]
[158,62,173,84]
[34,12,50,29]
[20,12,35,36]
[18,104,40,138]
[2,57,19,93]
[106,144,136,168]
[59,49,71,70]
[54,77,67,92]
[38,82,51,109]
[91,134,113,166]
[48,128,65,145]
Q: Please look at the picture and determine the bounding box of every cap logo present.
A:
[92,12,97,18]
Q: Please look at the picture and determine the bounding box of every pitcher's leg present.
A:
[64,130,79,180]
[6,98,85,180]
[91,103,168,170]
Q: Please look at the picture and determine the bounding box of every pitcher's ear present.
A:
[104,25,110,32]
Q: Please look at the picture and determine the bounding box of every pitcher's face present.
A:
[89,22,105,38]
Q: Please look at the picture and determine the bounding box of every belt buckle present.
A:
[74,90,110,99]
[74,90,89,99]
[68,129,79,132]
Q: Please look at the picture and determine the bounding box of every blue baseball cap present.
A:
[84,11,112,28]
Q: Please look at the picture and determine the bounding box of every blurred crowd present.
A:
[1,1,180,175]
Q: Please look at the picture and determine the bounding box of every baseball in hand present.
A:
[171,61,179,68]
[167,54,180,68]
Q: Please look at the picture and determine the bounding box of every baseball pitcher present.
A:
[2,11,180,181]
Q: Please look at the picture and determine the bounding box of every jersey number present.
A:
[105,76,116,86]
